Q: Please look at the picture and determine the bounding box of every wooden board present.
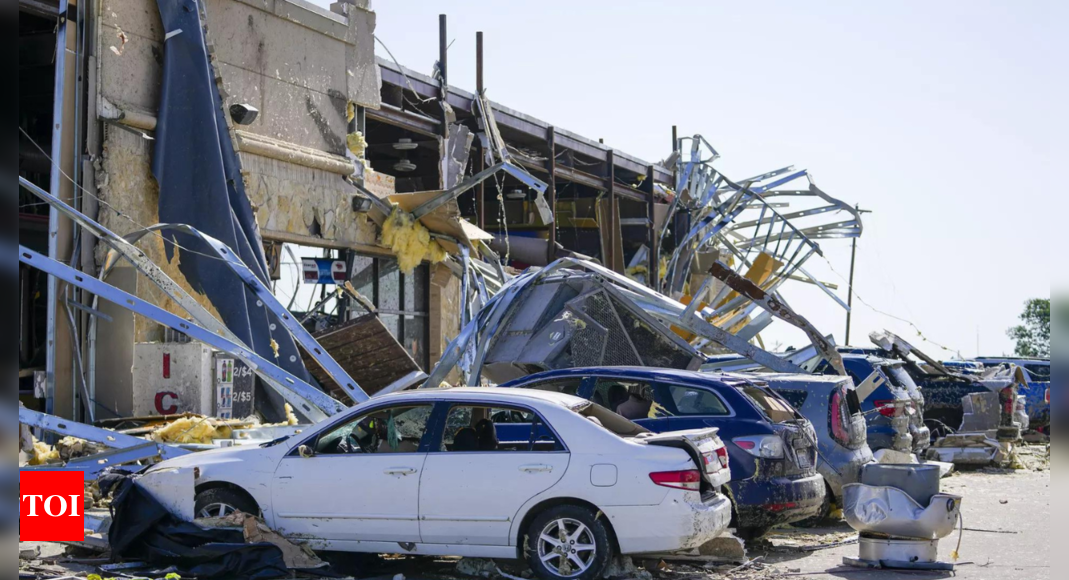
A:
[300,313,422,403]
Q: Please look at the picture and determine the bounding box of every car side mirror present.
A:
[298,445,315,458]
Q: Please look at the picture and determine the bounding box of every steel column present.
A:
[547,126,557,264]
[476,31,486,229]
[644,165,657,288]
[45,0,72,418]
[606,149,617,272]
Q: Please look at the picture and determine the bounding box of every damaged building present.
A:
[19,0,732,424]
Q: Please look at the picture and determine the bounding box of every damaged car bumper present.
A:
[820,444,874,502]
[606,492,734,555]
[731,472,825,527]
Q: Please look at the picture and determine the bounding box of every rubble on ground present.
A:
[926,433,1013,467]
[196,512,326,570]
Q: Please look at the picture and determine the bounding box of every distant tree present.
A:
[1007,298,1050,358]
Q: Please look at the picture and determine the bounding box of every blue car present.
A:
[501,367,825,539]
[818,353,931,455]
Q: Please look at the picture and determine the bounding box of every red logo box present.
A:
[19,471,86,542]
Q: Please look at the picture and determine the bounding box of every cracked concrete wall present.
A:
[240,152,380,247]
[96,127,223,343]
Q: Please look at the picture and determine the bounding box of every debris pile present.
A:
[926,433,1013,467]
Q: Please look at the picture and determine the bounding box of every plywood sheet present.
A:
[300,313,421,402]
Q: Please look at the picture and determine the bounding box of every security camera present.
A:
[229,103,259,125]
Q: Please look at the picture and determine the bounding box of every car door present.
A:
[418,402,569,546]
[271,403,434,544]
[589,377,673,432]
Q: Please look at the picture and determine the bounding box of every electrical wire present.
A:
[373,34,436,108]
[18,127,233,265]
[817,250,957,354]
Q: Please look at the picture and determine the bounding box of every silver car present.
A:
[756,374,873,522]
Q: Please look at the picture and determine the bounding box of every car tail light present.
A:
[830,389,850,446]
[873,400,899,418]
[733,435,785,459]
[650,470,701,491]
[765,502,799,513]
[716,446,729,469]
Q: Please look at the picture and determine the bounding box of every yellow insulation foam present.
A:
[150,417,233,444]
[29,437,60,466]
[346,131,367,158]
[381,206,448,274]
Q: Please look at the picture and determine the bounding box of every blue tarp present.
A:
[151,0,312,419]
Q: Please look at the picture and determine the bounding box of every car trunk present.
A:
[738,385,819,477]
[643,428,731,495]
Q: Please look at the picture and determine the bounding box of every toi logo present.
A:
[19,471,86,542]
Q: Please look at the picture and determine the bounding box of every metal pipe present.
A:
[645,165,657,288]
[606,149,617,272]
[438,14,448,102]
[547,126,557,264]
[846,233,858,345]
[46,0,71,418]
[845,205,871,344]
[476,31,485,229]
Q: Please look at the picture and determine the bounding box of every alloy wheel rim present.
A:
[198,502,238,519]
[537,517,597,578]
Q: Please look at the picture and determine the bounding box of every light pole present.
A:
[845,205,872,345]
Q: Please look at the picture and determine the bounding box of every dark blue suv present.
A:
[501,367,825,539]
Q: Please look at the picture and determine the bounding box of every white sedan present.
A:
[147,388,733,580]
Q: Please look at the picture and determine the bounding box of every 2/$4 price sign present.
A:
[19,471,87,541]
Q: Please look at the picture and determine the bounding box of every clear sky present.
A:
[310,0,1062,358]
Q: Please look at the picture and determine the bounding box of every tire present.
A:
[194,487,259,519]
[526,505,613,580]
[793,482,837,528]
[735,526,771,541]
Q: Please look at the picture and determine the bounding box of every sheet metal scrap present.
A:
[19,175,364,419]
[707,260,847,375]
[423,257,805,387]
[19,245,346,423]
[18,405,189,480]
[870,330,1029,391]
[661,135,863,315]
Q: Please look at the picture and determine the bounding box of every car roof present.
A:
[374,386,589,409]
[500,366,761,388]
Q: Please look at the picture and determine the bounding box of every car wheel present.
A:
[526,505,613,580]
[794,482,836,528]
[735,526,771,541]
[194,487,258,519]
